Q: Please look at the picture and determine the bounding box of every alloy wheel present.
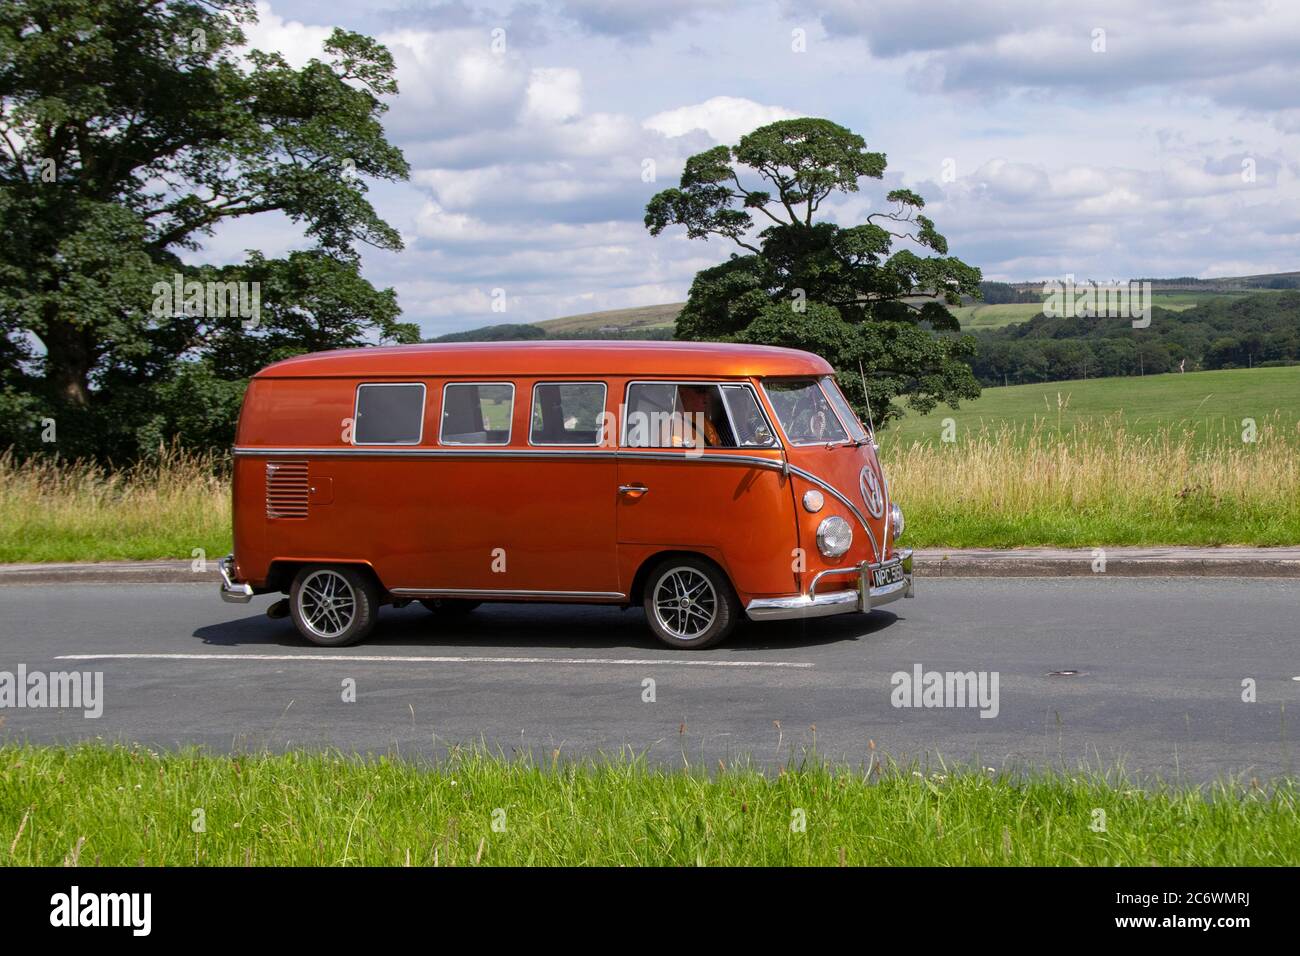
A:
[296,569,357,640]
[652,567,718,640]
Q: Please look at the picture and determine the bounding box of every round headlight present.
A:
[816,515,853,558]
[802,490,825,513]
[890,503,905,541]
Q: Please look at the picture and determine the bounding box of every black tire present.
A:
[642,556,738,650]
[289,565,379,647]
[419,598,482,616]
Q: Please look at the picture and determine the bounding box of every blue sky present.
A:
[205,0,1300,337]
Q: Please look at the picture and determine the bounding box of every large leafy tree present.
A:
[0,0,415,458]
[645,118,981,428]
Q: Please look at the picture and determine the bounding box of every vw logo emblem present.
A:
[860,465,884,518]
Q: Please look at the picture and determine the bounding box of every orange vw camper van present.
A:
[219,341,913,649]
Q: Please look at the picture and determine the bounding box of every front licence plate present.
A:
[871,561,905,589]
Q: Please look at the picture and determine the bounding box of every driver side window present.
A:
[622,382,775,449]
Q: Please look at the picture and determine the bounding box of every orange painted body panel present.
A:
[229,341,890,608]
[418,455,620,592]
[615,450,798,598]
[784,441,895,591]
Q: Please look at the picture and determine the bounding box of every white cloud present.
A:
[644,96,802,143]
[243,2,333,67]
[201,1,1300,336]
[792,0,1300,116]
[914,151,1300,281]
[379,28,532,139]
[521,67,583,124]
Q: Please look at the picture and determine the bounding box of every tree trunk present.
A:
[40,316,94,408]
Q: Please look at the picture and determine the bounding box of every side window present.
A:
[353,383,426,445]
[623,383,773,449]
[440,382,514,445]
[719,385,777,447]
[531,382,607,446]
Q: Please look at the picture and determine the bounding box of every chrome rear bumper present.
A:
[219,553,254,604]
[745,549,913,621]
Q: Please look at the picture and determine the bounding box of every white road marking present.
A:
[55,652,813,669]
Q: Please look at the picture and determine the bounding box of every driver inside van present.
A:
[627,383,736,448]
[672,385,725,447]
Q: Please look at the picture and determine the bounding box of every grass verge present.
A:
[0,447,231,563]
[1,744,1297,866]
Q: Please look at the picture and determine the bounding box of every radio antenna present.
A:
[858,359,876,443]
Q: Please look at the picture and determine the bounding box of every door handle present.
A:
[619,484,649,499]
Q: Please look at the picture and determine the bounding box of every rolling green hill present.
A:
[949,289,1289,330]
[433,272,1299,341]
[886,365,1300,447]
[536,289,1275,337]
[518,286,1289,338]
[535,303,682,335]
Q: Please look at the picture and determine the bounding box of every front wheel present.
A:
[642,557,738,650]
[289,565,378,647]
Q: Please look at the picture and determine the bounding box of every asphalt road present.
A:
[1,578,1296,783]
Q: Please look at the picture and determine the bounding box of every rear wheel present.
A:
[289,565,378,647]
[642,557,738,650]
[419,598,482,616]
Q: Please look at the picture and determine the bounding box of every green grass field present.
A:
[948,290,1283,330]
[481,396,511,431]
[536,302,682,335]
[950,302,1046,328]
[1142,291,1250,309]
[2,744,1296,866]
[887,365,1300,447]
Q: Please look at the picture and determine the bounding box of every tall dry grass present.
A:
[0,446,232,562]
[881,415,1300,547]
[1,413,1297,562]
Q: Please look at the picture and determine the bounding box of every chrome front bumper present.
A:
[219,553,254,604]
[744,549,914,622]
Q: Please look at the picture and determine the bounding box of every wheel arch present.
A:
[268,559,386,597]
[628,549,737,606]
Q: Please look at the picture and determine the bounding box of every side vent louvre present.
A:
[266,461,309,519]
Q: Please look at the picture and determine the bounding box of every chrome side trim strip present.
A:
[616,451,784,470]
[785,464,882,562]
[390,587,625,601]
[232,446,787,471]
[234,446,615,459]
